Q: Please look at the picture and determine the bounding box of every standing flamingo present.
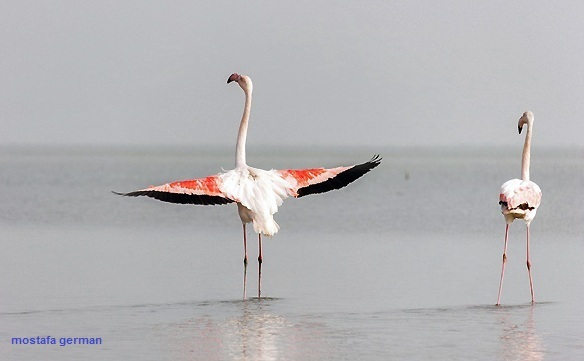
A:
[115,73,381,299]
[496,111,542,305]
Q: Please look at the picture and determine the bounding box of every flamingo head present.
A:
[227,73,253,93]
[518,111,534,134]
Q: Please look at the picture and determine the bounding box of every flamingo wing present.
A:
[277,155,381,197]
[113,175,235,205]
[499,179,542,210]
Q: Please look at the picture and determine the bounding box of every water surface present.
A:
[1,146,583,360]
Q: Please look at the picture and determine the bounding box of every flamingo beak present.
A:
[227,73,240,84]
[518,124,523,134]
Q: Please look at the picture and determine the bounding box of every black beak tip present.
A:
[227,73,240,84]
[518,125,523,134]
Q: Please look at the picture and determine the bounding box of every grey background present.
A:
[1,1,582,147]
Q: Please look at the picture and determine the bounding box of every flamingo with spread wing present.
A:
[115,73,381,299]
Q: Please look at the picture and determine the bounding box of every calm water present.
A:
[1,146,583,360]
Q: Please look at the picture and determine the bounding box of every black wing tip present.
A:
[112,190,145,197]
[367,154,382,167]
[349,154,382,174]
[370,154,382,162]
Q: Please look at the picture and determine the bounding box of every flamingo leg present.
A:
[243,224,248,300]
[258,233,263,299]
[496,224,510,306]
[526,224,535,303]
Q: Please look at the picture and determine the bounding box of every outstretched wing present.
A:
[113,175,235,205]
[277,155,382,197]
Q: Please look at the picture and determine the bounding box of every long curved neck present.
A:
[235,87,252,168]
[521,123,532,181]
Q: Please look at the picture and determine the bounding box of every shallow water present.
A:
[1,146,583,360]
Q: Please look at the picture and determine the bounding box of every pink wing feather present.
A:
[114,175,234,205]
[278,155,381,197]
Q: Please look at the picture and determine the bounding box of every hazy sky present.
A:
[1,1,583,147]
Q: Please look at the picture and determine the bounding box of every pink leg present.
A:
[258,233,263,299]
[526,224,535,303]
[243,224,248,300]
[496,224,510,306]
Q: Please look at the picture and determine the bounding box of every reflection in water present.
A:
[224,302,287,361]
[164,300,330,361]
[498,305,545,361]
